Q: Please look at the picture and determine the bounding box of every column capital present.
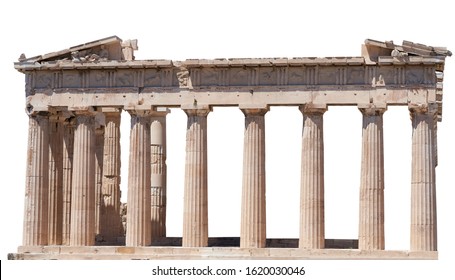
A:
[239,104,269,116]
[182,104,211,117]
[408,103,438,115]
[299,103,327,115]
[150,107,171,117]
[69,106,96,116]
[358,103,387,116]
[126,109,154,117]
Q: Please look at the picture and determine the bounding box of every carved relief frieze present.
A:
[144,69,161,87]
[346,67,364,85]
[116,70,135,87]
[62,70,81,88]
[90,71,107,88]
[259,67,276,86]
[288,67,305,86]
[230,68,248,86]
[200,68,218,86]
[35,72,53,89]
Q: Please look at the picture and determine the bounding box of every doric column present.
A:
[150,108,170,242]
[299,104,326,249]
[94,119,105,240]
[70,109,96,246]
[410,104,437,251]
[62,117,75,245]
[48,113,64,245]
[182,105,210,247]
[240,106,268,248]
[23,113,49,246]
[126,110,152,246]
[358,105,386,250]
[100,108,122,243]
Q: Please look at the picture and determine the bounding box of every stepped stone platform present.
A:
[9,246,437,260]
[8,238,436,260]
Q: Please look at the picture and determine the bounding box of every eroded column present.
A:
[70,110,96,246]
[410,104,437,251]
[94,119,105,240]
[299,105,326,249]
[23,113,49,246]
[48,113,64,245]
[100,108,122,243]
[358,105,386,250]
[240,106,268,248]
[182,105,210,247]
[150,108,169,242]
[62,117,75,245]
[126,110,152,246]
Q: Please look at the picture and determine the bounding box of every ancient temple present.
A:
[9,36,451,259]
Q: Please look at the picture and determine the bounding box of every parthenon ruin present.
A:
[9,36,451,259]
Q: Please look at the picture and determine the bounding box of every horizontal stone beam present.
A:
[26,88,434,111]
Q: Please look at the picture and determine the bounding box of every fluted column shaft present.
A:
[359,106,386,250]
[62,118,75,245]
[240,107,268,248]
[100,109,122,243]
[182,106,210,247]
[48,114,64,245]
[410,105,437,251]
[126,111,152,246]
[23,113,49,246]
[150,109,169,242]
[70,111,96,246]
[94,125,104,238]
[299,105,326,249]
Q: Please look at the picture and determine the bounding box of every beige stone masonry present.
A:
[410,104,437,251]
[12,37,451,259]
[61,118,75,245]
[70,110,96,246]
[126,110,152,246]
[240,106,268,248]
[299,105,327,249]
[150,108,170,242]
[23,114,50,246]
[100,108,123,243]
[358,105,386,250]
[48,113,64,245]
[182,105,210,247]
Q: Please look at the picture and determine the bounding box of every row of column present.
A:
[23,104,438,251]
[23,108,168,247]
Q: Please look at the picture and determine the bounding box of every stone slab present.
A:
[9,246,437,260]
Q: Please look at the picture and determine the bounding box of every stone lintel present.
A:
[68,106,95,115]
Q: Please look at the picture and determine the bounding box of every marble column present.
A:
[126,110,152,247]
[299,105,326,249]
[358,105,386,250]
[70,110,96,246]
[94,124,105,240]
[62,118,75,245]
[240,106,268,248]
[410,104,437,251]
[48,113,64,245]
[182,105,210,247]
[100,108,122,243]
[150,108,170,242]
[23,113,49,246]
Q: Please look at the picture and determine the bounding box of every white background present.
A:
[1,0,454,279]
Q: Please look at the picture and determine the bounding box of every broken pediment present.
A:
[362,39,452,64]
[17,35,138,64]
